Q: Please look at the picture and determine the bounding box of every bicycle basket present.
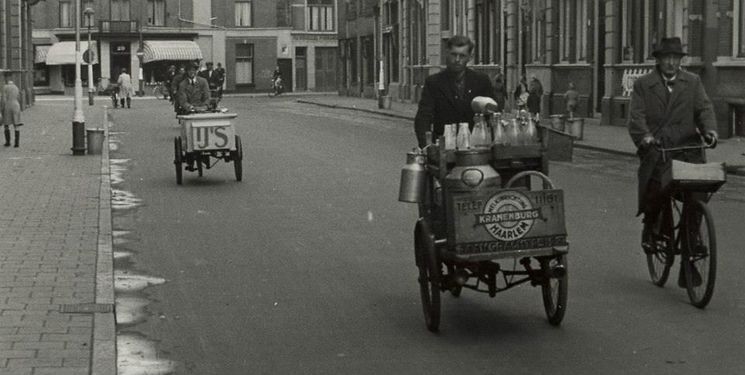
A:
[661,160,726,192]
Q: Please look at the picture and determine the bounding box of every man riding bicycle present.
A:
[628,37,718,286]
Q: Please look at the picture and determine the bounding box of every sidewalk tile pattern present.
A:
[0,102,104,375]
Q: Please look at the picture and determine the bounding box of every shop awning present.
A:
[45,41,98,65]
[143,40,203,63]
[34,45,50,64]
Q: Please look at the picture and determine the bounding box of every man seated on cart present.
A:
[177,62,212,115]
[414,35,498,148]
[628,37,717,286]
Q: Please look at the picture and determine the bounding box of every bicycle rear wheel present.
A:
[683,200,717,308]
[646,200,676,286]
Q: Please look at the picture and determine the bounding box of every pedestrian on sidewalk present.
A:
[565,82,579,118]
[215,62,226,99]
[117,68,134,109]
[171,65,186,115]
[628,37,718,286]
[527,75,543,117]
[414,35,497,147]
[494,69,507,112]
[1,73,23,148]
[514,75,529,112]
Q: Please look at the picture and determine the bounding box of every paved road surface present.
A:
[108,96,745,374]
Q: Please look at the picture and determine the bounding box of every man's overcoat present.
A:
[627,69,716,214]
[1,82,21,125]
[414,68,496,147]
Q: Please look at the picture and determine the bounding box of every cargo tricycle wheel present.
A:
[174,137,183,185]
[540,255,568,326]
[415,220,441,332]
[232,135,243,182]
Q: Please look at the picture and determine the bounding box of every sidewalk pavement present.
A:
[297,95,745,176]
[35,90,337,102]
[0,103,115,374]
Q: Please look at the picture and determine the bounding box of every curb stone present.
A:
[297,99,745,177]
[92,106,117,375]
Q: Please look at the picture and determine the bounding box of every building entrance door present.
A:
[315,47,337,92]
[110,42,131,83]
[278,58,293,92]
[295,47,307,91]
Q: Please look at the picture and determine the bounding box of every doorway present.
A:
[315,47,337,92]
[295,47,307,91]
[278,58,293,92]
[110,41,131,83]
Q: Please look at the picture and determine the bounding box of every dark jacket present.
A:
[414,68,496,147]
[214,67,226,85]
[198,69,219,89]
[177,76,211,110]
[627,68,716,214]
[527,78,543,115]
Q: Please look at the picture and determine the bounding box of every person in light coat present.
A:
[117,68,134,108]
[1,74,22,147]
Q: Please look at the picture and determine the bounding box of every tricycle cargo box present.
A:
[446,188,567,258]
[178,112,238,152]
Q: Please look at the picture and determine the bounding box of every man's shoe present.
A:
[678,264,703,288]
[642,225,654,254]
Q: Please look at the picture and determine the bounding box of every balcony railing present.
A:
[99,20,139,33]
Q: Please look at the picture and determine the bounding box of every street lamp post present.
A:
[84,7,95,106]
[136,26,144,96]
[71,0,86,155]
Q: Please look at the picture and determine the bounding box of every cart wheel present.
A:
[540,255,568,326]
[174,137,183,185]
[232,135,243,182]
[197,157,204,177]
[415,219,441,332]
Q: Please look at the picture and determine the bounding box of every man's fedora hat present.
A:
[652,37,687,58]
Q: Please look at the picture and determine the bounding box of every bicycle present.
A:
[644,141,725,308]
[150,81,169,100]
[270,77,283,97]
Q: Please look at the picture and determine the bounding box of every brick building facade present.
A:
[341,0,745,138]
[32,0,338,94]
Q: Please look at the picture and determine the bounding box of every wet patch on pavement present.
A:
[117,332,176,375]
[110,137,177,374]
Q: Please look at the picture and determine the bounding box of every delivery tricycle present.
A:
[400,103,569,332]
[174,110,243,185]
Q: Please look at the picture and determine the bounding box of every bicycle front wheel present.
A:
[683,200,717,308]
[646,201,676,286]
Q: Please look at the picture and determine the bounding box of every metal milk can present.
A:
[398,149,427,203]
[444,148,501,193]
